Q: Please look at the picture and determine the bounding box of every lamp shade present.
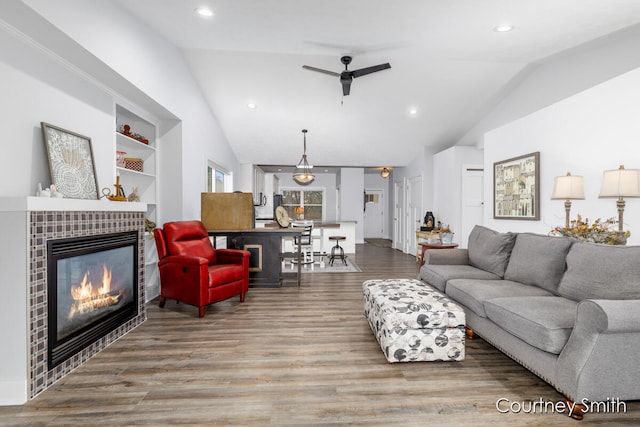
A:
[293,129,315,185]
[599,165,640,198]
[551,173,584,200]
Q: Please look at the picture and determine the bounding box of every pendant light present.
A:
[293,129,315,185]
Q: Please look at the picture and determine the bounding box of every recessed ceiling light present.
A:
[494,25,514,32]
[247,103,257,109]
[409,108,418,115]
[195,7,214,17]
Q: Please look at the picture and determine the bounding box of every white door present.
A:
[461,165,484,248]
[364,189,384,238]
[393,180,404,250]
[407,175,422,257]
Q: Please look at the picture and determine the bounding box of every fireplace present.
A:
[47,231,138,369]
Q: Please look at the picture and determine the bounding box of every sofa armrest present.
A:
[555,299,640,402]
[581,299,640,333]
[424,248,469,265]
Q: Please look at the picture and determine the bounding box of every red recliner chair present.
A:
[154,220,250,317]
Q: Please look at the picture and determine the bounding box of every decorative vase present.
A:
[440,233,454,244]
[424,211,435,231]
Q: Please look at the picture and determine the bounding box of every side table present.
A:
[419,242,459,268]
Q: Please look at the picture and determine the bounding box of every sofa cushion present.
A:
[467,225,516,277]
[445,279,554,318]
[558,242,640,301]
[484,296,578,354]
[504,233,573,294]
[418,265,501,292]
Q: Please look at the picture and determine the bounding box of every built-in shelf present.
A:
[115,104,160,302]
[115,104,157,221]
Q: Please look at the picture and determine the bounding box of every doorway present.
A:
[364,189,384,238]
[393,180,404,251]
[460,165,484,247]
[407,175,422,257]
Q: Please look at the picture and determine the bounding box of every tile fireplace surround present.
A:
[0,198,147,405]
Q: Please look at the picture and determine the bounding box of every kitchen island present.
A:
[208,228,302,288]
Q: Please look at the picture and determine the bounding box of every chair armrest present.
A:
[424,248,469,265]
[216,249,251,265]
[555,299,640,401]
[157,254,209,267]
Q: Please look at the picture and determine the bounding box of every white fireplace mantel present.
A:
[0,197,147,212]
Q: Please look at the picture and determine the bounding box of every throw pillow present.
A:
[558,242,640,301]
[504,233,573,294]
[467,225,516,277]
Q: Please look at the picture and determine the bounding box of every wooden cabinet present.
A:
[415,229,440,261]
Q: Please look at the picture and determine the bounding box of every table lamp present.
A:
[551,172,584,228]
[599,165,640,242]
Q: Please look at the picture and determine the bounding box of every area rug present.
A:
[365,238,392,248]
[284,256,362,273]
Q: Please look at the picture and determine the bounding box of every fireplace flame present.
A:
[68,264,123,319]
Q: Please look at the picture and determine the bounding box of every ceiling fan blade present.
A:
[342,81,351,96]
[351,63,391,78]
[302,65,340,77]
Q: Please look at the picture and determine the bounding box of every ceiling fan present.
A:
[302,56,391,96]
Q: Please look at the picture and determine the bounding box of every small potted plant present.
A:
[439,224,454,244]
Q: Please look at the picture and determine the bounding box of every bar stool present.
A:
[328,235,348,266]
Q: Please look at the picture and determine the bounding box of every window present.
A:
[207,162,231,192]
[282,188,324,221]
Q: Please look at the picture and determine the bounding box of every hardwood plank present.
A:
[1,244,637,426]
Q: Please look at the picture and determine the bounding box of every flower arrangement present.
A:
[550,214,629,245]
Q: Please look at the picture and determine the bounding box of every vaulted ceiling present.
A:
[117,0,640,170]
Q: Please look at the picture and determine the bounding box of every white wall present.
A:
[20,0,242,222]
[458,24,640,149]
[0,27,114,198]
[484,66,640,244]
[339,168,365,243]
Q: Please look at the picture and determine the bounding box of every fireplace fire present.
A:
[47,231,138,369]
[68,264,123,318]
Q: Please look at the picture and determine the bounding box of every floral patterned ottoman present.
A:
[363,278,465,363]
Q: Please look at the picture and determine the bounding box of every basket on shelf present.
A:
[124,157,143,172]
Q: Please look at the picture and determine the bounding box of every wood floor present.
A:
[2,244,638,426]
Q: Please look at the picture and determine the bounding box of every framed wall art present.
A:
[493,151,540,220]
[41,122,99,200]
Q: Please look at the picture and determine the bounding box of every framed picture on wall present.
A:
[41,122,99,200]
[493,151,540,220]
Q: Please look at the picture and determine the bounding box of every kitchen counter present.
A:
[255,221,356,253]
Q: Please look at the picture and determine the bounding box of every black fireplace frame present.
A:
[47,231,139,369]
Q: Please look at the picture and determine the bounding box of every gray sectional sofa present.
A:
[418,225,640,414]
